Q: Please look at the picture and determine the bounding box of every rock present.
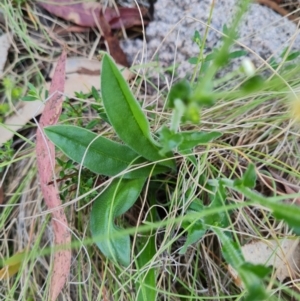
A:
[121,0,300,78]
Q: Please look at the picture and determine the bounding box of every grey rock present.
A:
[121,0,300,78]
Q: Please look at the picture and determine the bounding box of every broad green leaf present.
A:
[0,250,27,280]
[45,125,169,178]
[90,177,146,266]
[101,54,175,168]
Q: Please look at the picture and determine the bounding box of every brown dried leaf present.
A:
[48,56,133,96]
[37,0,148,29]
[0,101,45,147]
[228,239,300,287]
[98,10,128,66]
[36,49,71,301]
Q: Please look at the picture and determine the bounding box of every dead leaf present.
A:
[0,33,11,79]
[0,251,27,280]
[98,9,128,66]
[48,56,133,96]
[0,101,45,147]
[228,239,300,287]
[37,1,148,29]
[36,49,71,301]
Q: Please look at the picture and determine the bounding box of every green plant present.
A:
[45,53,220,264]
[44,51,300,299]
[37,1,300,299]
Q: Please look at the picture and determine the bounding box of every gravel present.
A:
[121,0,300,78]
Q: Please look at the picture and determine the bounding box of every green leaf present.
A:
[188,57,198,65]
[167,79,191,107]
[158,126,183,156]
[285,51,300,61]
[182,102,200,124]
[90,177,146,266]
[178,131,222,151]
[214,228,244,268]
[180,220,206,254]
[227,50,247,59]
[234,164,256,188]
[86,119,99,129]
[205,182,230,227]
[91,86,101,102]
[214,225,270,301]
[239,263,271,301]
[45,125,169,178]
[21,95,39,101]
[179,198,207,254]
[266,201,300,235]
[101,54,174,168]
[241,75,264,93]
[158,128,221,155]
[192,30,201,45]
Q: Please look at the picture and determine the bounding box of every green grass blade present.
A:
[135,194,157,301]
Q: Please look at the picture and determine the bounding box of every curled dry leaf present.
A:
[36,49,71,301]
[228,239,300,287]
[37,0,148,29]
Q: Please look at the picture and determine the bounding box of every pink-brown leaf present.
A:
[37,0,147,29]
[36,49,71,301]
